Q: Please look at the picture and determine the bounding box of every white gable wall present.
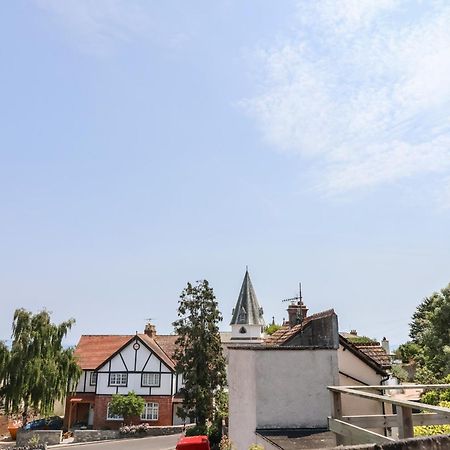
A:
[90,338,175,396]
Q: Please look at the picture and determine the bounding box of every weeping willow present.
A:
[0,309,82,425]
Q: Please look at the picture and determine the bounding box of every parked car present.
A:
[176,435,210,450]
[24,416,63,431]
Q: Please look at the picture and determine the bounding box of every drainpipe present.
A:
[380,374,390,436]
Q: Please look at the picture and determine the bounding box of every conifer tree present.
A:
[0,309,82,426]
[173,280,227,427]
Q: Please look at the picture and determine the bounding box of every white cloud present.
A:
[242,0,450,199]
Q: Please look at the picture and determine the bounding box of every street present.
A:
[65,434,182,450]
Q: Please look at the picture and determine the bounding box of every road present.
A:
[65,434,182,450]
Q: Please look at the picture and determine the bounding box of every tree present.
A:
[264,323,282,335]
[395,341,422,364]
[173,280,227,427]
[409,284,450,378]
[108,391,145,424]
[0,309,82,426]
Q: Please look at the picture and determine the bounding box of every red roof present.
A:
[74,333,179,371]
[74,335,132,370]
[265,309,336,345]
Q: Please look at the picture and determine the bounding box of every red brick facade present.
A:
[65,394,175,430]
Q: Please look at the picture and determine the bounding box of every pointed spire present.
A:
[230,269,265,326]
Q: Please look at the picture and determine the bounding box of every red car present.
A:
[176,435,210,450]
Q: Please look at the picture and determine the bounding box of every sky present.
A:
[1,0,449,349]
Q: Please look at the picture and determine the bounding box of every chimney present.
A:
[287,302,302,328]
[381,337,390,354]
[350,329,358,336]
[144,323,156,338]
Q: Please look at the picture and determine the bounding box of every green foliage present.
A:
[390,364,408,382]
[420,390,440,405]
[264,324,281,335]
[185,424,208,436]
[0,309,82,426]
[248,445,264,450]
[414,401,450,436]
[173,280,227,427]
[409,284,450,378]
[215,390,228,420]
[346,335,377,344]
[395,341,422,364]
[109,391,145,424]
[420,376,450,406]
[414,366,439,384]
[208,421,222,447]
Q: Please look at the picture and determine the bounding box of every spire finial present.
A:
[246,265,248,272]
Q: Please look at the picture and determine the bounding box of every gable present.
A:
[95,334,175,373]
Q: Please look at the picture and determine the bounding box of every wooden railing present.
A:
[328,384,450,445]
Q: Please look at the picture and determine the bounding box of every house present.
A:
[65,323,183,430]
[228,272,392,449]
[268,304,391,420]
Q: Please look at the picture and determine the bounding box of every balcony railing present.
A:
[328,384,450,445]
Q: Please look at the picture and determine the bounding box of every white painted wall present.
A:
[231,324,263,342]
[75,371,96,393]
[338,345,385,417]
[228,349,257,450]
[229,348,339,450]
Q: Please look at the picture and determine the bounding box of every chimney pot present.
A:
[144,323,156,338]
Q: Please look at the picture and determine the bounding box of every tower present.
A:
[230,269,265,342]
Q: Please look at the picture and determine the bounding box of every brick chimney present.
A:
[144,323,156,338]
[287,302,308,328]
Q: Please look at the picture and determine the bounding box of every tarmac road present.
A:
[59,434,181,450]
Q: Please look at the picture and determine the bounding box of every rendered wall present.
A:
[228,347,339,450]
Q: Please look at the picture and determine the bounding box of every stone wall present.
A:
[73,429,119,442]
[73,424,186,443]
[337,434,450,450]
[16,429,62,446]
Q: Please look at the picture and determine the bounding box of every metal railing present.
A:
[328,384,450,445]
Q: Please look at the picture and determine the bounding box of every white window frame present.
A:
[106,403,123,421]
[90,372,98,386]
[142,372,160,387]
[141,402,159,421]
[109,372,127,386]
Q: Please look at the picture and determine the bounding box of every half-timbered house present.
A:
[65,323,184,429]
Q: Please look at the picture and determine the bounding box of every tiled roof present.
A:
[339,336,388,375]
[74,333,179,371]
[74,335,132,370]
[264,309,336,345]
[352,343,391,368]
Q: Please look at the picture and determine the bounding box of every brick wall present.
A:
[93,395,174,430]
[64,393,95,430]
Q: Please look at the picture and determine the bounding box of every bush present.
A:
[185,424,208,436]
[390,365,408,382]
[208,421,222,447]
[421,390,440,405]
[414,401,450,436]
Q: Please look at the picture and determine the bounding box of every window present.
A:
[142,372,160,387]
[106,403,123,421]
[109,372,127,386]
[141,402,159,421]
[90,372,98,386]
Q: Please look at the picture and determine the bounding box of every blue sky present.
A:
[1,0,449,348]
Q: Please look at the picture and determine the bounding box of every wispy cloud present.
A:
[241,0,450,201]
[34,0,188,55]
